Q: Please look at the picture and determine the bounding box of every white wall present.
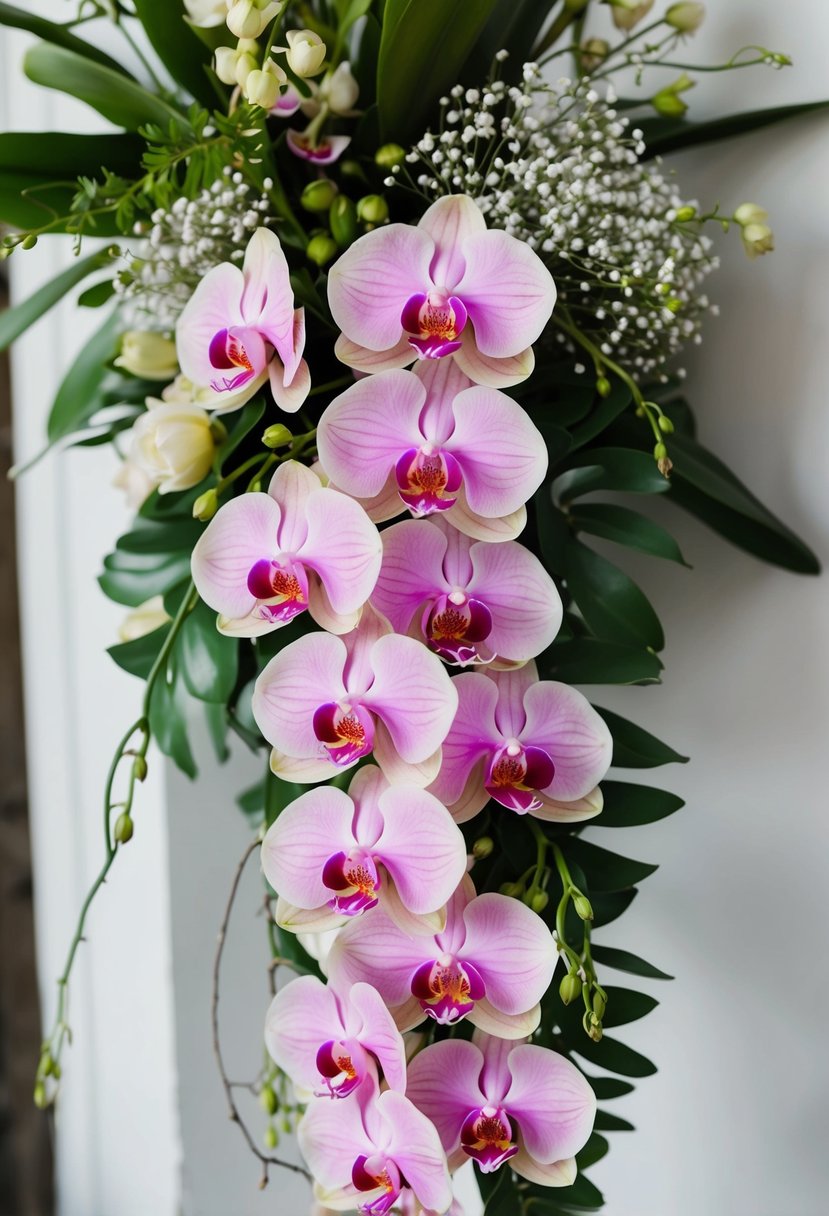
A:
[6,2,829,1215]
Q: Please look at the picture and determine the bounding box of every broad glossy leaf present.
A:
[544,639,663,685]
[586,1076,634,1100]
[600,986,659,1028]
[0,2,128,73]
[179,600,239,703]
[571,1033,657,1078]
[265,771,307,828]
[571,503,689,566]
[576,1131,610,1170]
[565,541,665,652]
[590,887,636,928]
[24,44,190,134]
[237,778,265,821]
[479,1166,520,1214]
[569,379,632,448]
[597,780,684,827]
[377,0,501,140]
[555,447,670,502]
[0,250,111,351]
[215,398,266,472]
[564,839,657,891]
[116,518,203,556]
[546,1174,604,1210]
[594,706,688,767]
[594,1110,635,1132]
[590,944,673,981]
[107,623,170,679]
[99,550,191,608]
[465,0,555,81]
[640,100,829,158]
[132,0,216,105]
[204,700,230,764]
[534,491,569,572]
[47,312,121,443]
[149,665,197,778]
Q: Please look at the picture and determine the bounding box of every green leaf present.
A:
[78,280,117,309]
[594,706,688,768]
[215,398,266,472]
[149,666,197,778]
[590,944,673,981]
[555,447,670,502]
[534,492,570,572]
[377,0,501,140]
[565,541,664,651]
[0,2,129,73]
[572,503,689,566]
[131,0,216,105]
[601,986,659,1028]
[569,379,632,448]
[586,1076,635,1100]
[594,1110,635,1132]
[597,780,684,828]
[549,1174,605,1210]
[479,1166,520,1214]
[179,600,239,703]
[116,518,203,555]
[576,1131,610,1171]
[203,700,230,764]
[0,250,111,351]
[265,770,306,828]
[107,624,170,679]
[590,888,636,928]
[465,0,554,82]
[571,1033,657,1078]
[47,312,121,444]
[544,639,663,685]
[24,44,191,134]
[640,100,829,159]
[564,839,657,891]
[99,550,191,609]
[237,778,266,823]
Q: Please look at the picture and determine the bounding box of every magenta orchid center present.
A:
[247,557,309,623]
[422,591,493,665]
[352,1154,402,1215]
[321,848,381,916]
[315,1037,367,1099]
[394,444,463,516]
[460,1105,519,1173]
[410,954,486,1024]
[401,291,468,359]
[312,701,375,766]
[208,325,266,392]
[485,740,556,813]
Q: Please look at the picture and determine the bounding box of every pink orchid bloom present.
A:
[272,86,302,117]
[190,460,381,637]
[252,606,458,786]
[265,976,406,1100]
[406,1031,596,1187]
[287,129,351,164]
[372,517,562,667]
[429,664,612,824]
[299,1079,453,1215]
[176,227,310,413]
[327,876,555,1039]
[261,765,467,935]
[327,194,556,388]
[317,360,546,541]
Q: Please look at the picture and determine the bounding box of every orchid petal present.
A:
[428,673,501,807]
[253,631,347,757]
[374,787,467,915]
[521,681,613,802]
[532,786,604,823]
[419,195,486,291]
[264,976,343,1091]
[468,999,542,1040]
[267,459,320,551]
[300,487,382,614]
[447,387,548,518]
[363,634,457,764]
[269,351,311,413]
[334,333,414,373]
[317,370,426,499]
[176,261,244,390]
[269,749,342,783]
[216,610,281,638]
[455,230,556,357]
[474,1031,519,1105]
[512,1148,577,1188]
[378,1090,454,1215]
[191,492,280,620]
[461,894,555,1015]
[274,898,346,934]
[381,877,446,937]
[328,224,434,351]
[298,1091,373,1189]
[241,227,295,360]
[468,540,562,662]
[261,785,356,909]
[349,982,407,1094]
[372,520,448,635]
[445,487,526,543]
[490,664,536,737]
[504,1044,597,1164]
[445,761,490,825]
[452,329,535,388]
[327,907,424,1006]
[406,1039,485,1154]
[307,577,361,635]
[374,724,443,788]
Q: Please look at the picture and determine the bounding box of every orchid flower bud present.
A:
[651,72,695,117]
[281,29,326,78]
[356,194,389,225]
[244,59,286,109]
[184,0,227,27]
[665,1,705,32]
[740,222,775,260]
[130,401,216,494]
[580,37,610,72]
[114,330,178,380]
[321,61,359,114]
[226,0,282,40]
[375,143,405,169]
[610,0,655,31]
[306,232,338,266]
[734,202,768,227]
[118,596,171,643]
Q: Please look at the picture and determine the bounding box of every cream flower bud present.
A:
[321,61,359,114]
[611,0,654,30]
[226,0,282,40]
[112,457,157,510]
[244,59,286,109]
[118,595,171,643]
[734,202,768,227]
[282,29,326,78]
[129,401,216,494]
[665,2,705,32]
[114,330,178,381]
[741,222,774,260]
[183,0,227,27]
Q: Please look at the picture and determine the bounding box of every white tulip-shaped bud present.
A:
[183,0,227,28]
[129,401,216,494]
[734,202,768,227]
[321,61,360,114]
[611,0,655,30]
[226,0,282,40]
[114,331,178,381]
[740,222,775,260]
[244,59,286,109]
[282,29,327,78]
[214,40,259,85]
[665,2,705,32]
[118,596,171,643]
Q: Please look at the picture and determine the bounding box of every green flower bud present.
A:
[114,811,134,844]
[658,414,675,434]
[192,488,219,521]
[301,178,339,213]
[259,1084,278,1115]
[262,423,293,449]
[33,1082,48,1110]
[133,755,148,783]
[559,972,583,1006]
[654,441,668,461]
[527,890,549,914]
[592,990,607,1020]
[665,297,683,313]
[573,893,593,921]
[651,91,689,118]
[472,836,494,860]
[375,143,406,169]
[585,1012,603,1042]
[665,2,705,33]
[596,375,612,398]
[37,1049,55,1079]
[264,1124,278,1149]
[329,195,358,247]
[21,233,38,250]
[306,232,339,267]
[674,204,697,222]
[357,195,389,225]
[499,881,523,899]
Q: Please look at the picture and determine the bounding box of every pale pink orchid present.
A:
[372,517,562,667]
[317,360,546,542]
[265,976,406,1100]
[287,129,352,164]
[299,1078,453,1215]
[252,606,458,786]
[190,460,381,637]
[261,765,467,935]
[327,194,556,388]
[272,86,302,117]
[406,1031,596,1186]
[327,876,555,1039]
[176,227,310,413]
[428,664,612,824]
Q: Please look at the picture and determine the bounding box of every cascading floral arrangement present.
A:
[2,1,822,1213]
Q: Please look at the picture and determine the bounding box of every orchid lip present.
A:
[315,1038,364,1098]
[313,701,375,766]
[208,325,259,392]
[322,849,381,916]
[460,1105,518,1173]
[410,956,486,1024]
[352,1154,401,1214]
[248,557,308,624]
[400,290,468,362]
[423,594,493,666]
[485,742,556,813]
[395,446,463,516]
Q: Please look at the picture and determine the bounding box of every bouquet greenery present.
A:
[2,1,822,1212]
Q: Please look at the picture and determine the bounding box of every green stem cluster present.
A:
[550,843,608,1042]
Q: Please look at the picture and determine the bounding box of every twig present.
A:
[211,838,311,1188]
